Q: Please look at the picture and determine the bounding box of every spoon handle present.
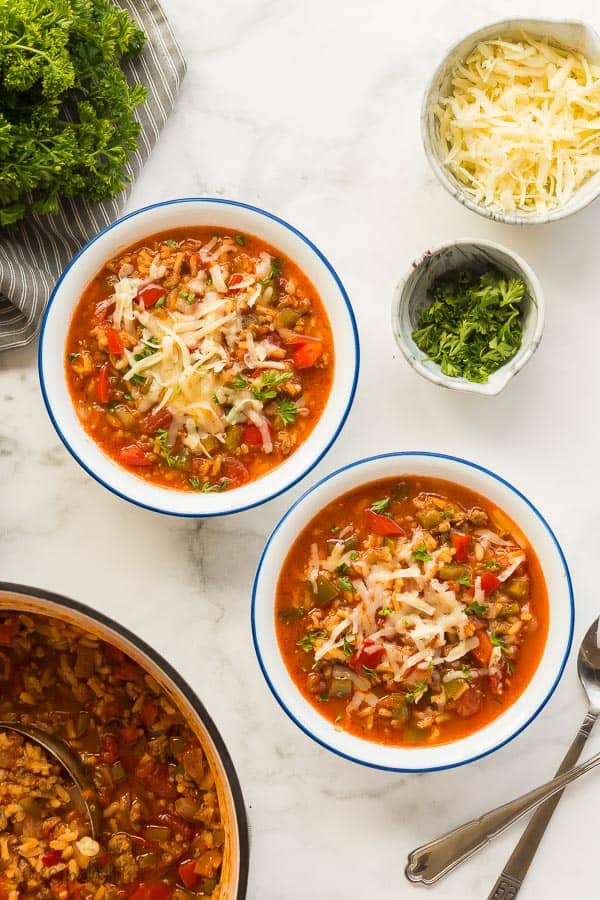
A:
[405,745,600,885]
[487,709,598,900]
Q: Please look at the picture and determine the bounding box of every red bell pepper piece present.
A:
[291,338,323,369]
[120,445,153,468]
[365,508,406,537]
[221,457,250,486]
[228,273,244,292]
[42,850,62,868]
[470,630,493,667]
[97,363,110,404]
[480,572,501,594]
[138,284,166,308]
[178,860,200,890]
[350,639,385,673]
[451,531,472,562]
[107,328,124,355]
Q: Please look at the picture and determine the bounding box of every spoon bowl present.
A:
[0,720,101,839]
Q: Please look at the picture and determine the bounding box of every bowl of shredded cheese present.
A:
[422,19,600,223]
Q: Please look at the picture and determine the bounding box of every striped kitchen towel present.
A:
[0,0,186,351]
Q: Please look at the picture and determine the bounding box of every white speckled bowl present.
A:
[392,239,544,396]
[422,19,600,225]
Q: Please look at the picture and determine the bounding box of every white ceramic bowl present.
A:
[392,239,544,396]
[422,18,600,225]
[252,452,573,773]
[39,198,359,517]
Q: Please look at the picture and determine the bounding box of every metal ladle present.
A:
[0,720,101,839]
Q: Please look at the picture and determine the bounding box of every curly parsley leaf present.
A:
[412,543,432,562]
[0,0,147,226]
[277,397,299,425]
[370,497,390,514]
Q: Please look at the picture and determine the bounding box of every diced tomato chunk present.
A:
[42,850,62,867]
[292,338,323,369]
[142,408,173,433]
[456,686,483,718]
[365,508,405,537]
[350,639,385,673]
[107,328,124,355]
[129,883,173,900]
[0,623,16,645]
[480,572,501,594]
[120,726,138,745]
[243,424,271,446]
[100,734,119,764]
[470,630,493,667]
[120,445,153,468]
[451,531,472,562]
[141,699,159,728]
[178,860,199,890]
[221,457,250,486]
[138,284,165,308]
[97,363,110,404]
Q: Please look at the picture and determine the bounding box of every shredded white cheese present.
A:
[434,34,600,212]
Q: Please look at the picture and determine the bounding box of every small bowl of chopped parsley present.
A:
[392,239,544,395]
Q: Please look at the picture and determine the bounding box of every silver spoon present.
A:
[0,720,101,839]
[405,615,600,887]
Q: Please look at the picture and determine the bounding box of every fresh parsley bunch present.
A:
[412,269,525,383]
[0,0,147,226]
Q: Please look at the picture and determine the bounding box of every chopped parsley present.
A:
[155,295,166,308]
[230,373,249,391]
[123,392,133,401]
[68,352,80,362]
[465,600,487,616]
[412,269,526,384]
[412,544,432,562]
[490,632,507,650]
[296,630,327,653]
[505,658,516,675]
[460,664,473,683]
[378,606,392,617]
[338,577,353,592]
[349,551,359,561]
[485,560,502,571]
[252,371,292,402]
[187,476,232,493]
[154,429,176,467]
[277,397,299,425]
[342,636,354,657]
[130,374,146,386]
[234,234,245,246]
[278,607,305,624]
[362,665,378,679]
[336,563,349,575]
[457,572,472,587]
[370,497,390,514]
[405,682,428,704]
[165,239,179,249]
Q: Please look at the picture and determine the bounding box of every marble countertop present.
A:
[2,0,600,897]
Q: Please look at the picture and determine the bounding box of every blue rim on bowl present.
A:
[251,451,574,773]
[38,198,360,517]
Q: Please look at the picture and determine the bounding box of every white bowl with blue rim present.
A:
[252,452,573,772]
[392,239,544,396]
[422,19,600,225]
[39,198,359,517]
